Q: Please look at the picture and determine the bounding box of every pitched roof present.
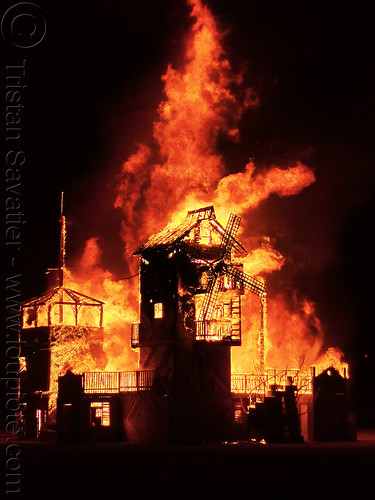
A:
[22,286,104,307]
[134,205,246,255]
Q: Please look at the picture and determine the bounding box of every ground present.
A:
[2,431,375,499]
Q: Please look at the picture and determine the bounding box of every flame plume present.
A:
[66,0,345,377]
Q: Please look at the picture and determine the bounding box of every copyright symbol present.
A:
[1,2,46,48]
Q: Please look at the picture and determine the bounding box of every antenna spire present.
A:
[59,191,66,286]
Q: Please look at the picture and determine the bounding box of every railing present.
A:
[265,369,312,394]
[231,370,312,395]
[83,370,155,394]
[195,320,239,342]
[231,374,268,395]
[266,368,300,388]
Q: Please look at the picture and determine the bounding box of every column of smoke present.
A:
[65,0,344,374]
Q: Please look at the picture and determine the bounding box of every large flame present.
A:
[114,0,315,250]
[65,0,345,380]
[64,238,138,372]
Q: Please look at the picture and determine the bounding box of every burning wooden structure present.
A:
[128,205,267,442]
[19,194,105,436]
[20,201,353,443]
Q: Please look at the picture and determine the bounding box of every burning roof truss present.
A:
[134,205,246,255]
[22,286,104,328]
[22,193,104,329]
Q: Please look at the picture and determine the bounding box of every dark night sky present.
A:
[2,0,375,420]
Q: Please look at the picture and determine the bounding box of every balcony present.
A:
[231,370,312,396]
[195,320,241,344]
[83,370,155,394]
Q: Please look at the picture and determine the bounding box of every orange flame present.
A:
[64,238,138,372]
[67,0,346,381]
[115,1,316,246]
[313,347,349,378]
